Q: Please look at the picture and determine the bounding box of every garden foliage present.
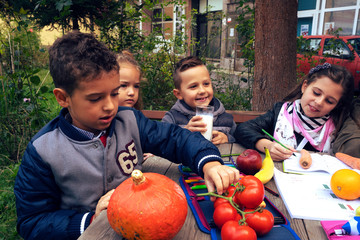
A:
[0,15,55,166]
[0,13,55,239]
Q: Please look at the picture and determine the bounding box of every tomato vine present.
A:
[197,175,274,237]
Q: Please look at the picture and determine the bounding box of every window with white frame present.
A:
[325,0,356,8]
[323,10,355,35]
[298,0,360,36]
[153,3,173,38]
[152,1,184,40]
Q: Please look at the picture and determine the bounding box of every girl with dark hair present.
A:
[235,63,354,161]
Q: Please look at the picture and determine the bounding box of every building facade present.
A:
[141,0,360,70]
[298,0,360,36]
[140,0,248,71]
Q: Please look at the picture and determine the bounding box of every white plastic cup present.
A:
[196,105,214,141]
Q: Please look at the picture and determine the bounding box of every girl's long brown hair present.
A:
[283,64,354,136]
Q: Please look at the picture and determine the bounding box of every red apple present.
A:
[236,149,263,175]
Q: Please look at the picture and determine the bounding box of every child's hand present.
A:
[94,189,115,220]
[256,139,294,161]
[256,139,295,161]
[211,131,228,145]
[267,142,295,161]
[202,162,240,201]
[185,115,207,133]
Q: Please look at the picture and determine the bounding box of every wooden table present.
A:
[78,143,327,240]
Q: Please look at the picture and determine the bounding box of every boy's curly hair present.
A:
[49,31,119,96]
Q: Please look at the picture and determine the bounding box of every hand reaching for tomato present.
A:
[202,162,240,201]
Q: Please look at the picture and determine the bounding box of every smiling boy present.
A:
[14,32,239,240]
[162,56,236,144]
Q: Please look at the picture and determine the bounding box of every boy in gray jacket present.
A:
[162,56,236,144]
[14,32,239,240]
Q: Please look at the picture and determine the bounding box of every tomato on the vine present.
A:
[244,208,274,236]
[214,185,238,208]
[221,221,257,240]
[214,197,229,208]
[213,202,238,229]
[235,175,265,209]
[224,185,236,197]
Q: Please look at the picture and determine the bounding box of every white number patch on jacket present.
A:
[117,141,138,174]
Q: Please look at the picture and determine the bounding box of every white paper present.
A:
[229,28,234,37]
[283,153,351,175]
[300,24,309,36]
[273,168,360,221]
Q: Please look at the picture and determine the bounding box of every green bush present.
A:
[212,70,252,111]
[0,13,54,240]
[0,15,55,165]
[137,44,178,110]
[0,163,21,240]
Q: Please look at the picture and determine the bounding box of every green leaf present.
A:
[40,86,49,93]
[31,69,41,75]
[30,76,41,85]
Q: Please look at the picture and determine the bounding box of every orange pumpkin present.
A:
[107,170,188,240]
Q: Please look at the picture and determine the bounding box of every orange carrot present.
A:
[335,152,360,170]
[299,149,312,169]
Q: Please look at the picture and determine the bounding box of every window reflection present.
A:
[325,0,356,8]
[348,38,360,56]
[323,10,355,35]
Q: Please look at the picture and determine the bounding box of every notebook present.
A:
[283,153,351,175]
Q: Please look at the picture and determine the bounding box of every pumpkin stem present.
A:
[132,170,146,185]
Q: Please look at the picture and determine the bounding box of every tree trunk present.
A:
[72,17,80,30]
[252,0,298,111]
[0,52,3,76]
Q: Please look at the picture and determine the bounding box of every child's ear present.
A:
[301,80,308,94]
[173,89,183,100]
[53,88,70,108]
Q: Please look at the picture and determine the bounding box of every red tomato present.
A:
[224,185,236,197]
[235,175,265,209]
[214,197,229,208]
[232,198,245,211]
[213,202,238,229]
[245,209,274,236]
[214,185,237,209]
[221,221,257,240]
[234,213,242,221]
